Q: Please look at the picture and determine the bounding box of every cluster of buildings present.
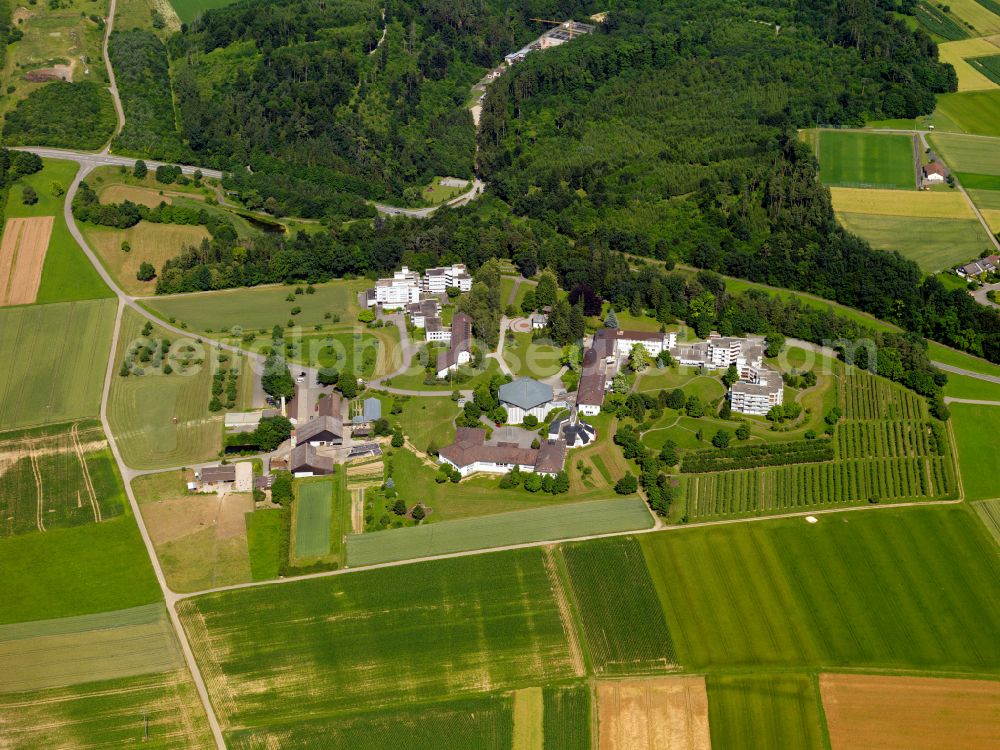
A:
[366,264,472,310]
[439,426,566,478]
[957,254,1000,279]
[503,20,596,66]
[577,329,784,417]
[286,394,383,477]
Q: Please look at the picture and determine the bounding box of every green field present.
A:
[816,131,915,189]
[927,340,1000,377]
[706,674,827,750]
[108,308,234,469]
[0,670,214,749]
[0,603,182,693]
[542,685,590,750]
[950,403,1000,500]
[835,212,993,272]
[246,508,284,580]
[346,497,654,566]
[0,516,161,625]
[392,396,459,453]
[226,696,513,750]
[561,537,676,674]
[178,549,576,728]
[934,90,1000,136]
[929,132,1000,174]
[0,298,117,429]
[143,279,368,333]
[0,421,126,538]
[503,330,563,378]
[294,478,333,559]
[4,158,111,303]
[169,0,241,24]
[943,371,1000,400]
[641,507,1000,672]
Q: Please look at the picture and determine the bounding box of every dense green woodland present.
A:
[3,82,116,151]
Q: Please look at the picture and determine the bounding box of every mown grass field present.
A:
[0,515,161,625]
[84,222,211,296]
[928,340,1000,376]
[934,90,1000,136]
[930,132,1000,174]
[0,602,182,693]
[938,38,1000,91]
[392,395,459,453]
[169,0,241,24]
[0,298,116,429]
[561,537,676,675]
[835,212,992,272]
[816,131,915,189]
[346,497,653,566]
[950,403,1000,500]
[245,508,284,580]
[108,308,231,469]
[144,278,368,333]
[943,370,1000,400]
[5,158,111,303]
[706,674,827,750]
[972,498,1000,544]
[0,420,125,538]
[293,477,333,559]
[226,695,513,750]
[641,506,1000,672]
[0,670,214,749]
[178,549,576,728]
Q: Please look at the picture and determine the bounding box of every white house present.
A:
[424,318,452,343]
[422,264,473,294]
[371,266,421,309]
[436,312,472,378]
[439,427,567,477]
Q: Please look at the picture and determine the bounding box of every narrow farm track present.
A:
[102,0,125,150]
[70,422,101,522]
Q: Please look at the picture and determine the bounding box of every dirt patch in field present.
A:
[821,673,1000,750]
[597,677,711,750]
[0,216,53,306]
[99,184,173,208]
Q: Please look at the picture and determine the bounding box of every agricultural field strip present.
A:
[0,603,183,693]
[972,499,1000,546]
[829,187,974,218]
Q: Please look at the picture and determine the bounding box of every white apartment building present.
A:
[729,368,784,416]
[424,318,452,343]
[612,330,677,359]
[372,266,421,309]
[422,264,473,294]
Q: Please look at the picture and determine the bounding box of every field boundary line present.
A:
[71,421,101,522]
[29,440,44,532]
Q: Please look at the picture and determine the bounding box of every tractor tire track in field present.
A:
[543,546,585,678]
[29,440,44,532]
[71,421,101,522]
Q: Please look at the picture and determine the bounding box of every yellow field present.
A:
[512,687,544,750]
[84,222,211,296]
[597,677,711,750]
[939,39,1000,92]
[99,184,173,208]
[949,0,1000,34]
[980,208,1000,232]
[829,187,975,218]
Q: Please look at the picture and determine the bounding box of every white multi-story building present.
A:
[730,368,784,416]
[372,266,421,309]
[612,330,676,359]
[424,318,452,343]
[422,264,473,294]
[406,299,441,329]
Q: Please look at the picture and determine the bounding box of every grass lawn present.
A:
[0,516,162,625]
[107,308,228,469]
[0,670,214,749]
[927,341,1000,377]
[929,132,1000,174]
[816,131,916,189]
[385,447,612,522]
[0,298,117,429]
[835,212,993,272]
[938,38,1000,91]
[942,371,1000,400]
[282,329,384,378]
[4,158,111,303]
[503,330,563,378]
[168,0,242,24]
[706,674,827,750]
[83,223,211,296]
[934,90,1000,136]
[178,549,576,728]
[143,278,368,333]
[640,506,1000,672]
[345,497,653,566]
[293,477,333,559]
[386,355,502,392]
[392,395,459,453]
[245,508,284,581]
[950,402,1000,499]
